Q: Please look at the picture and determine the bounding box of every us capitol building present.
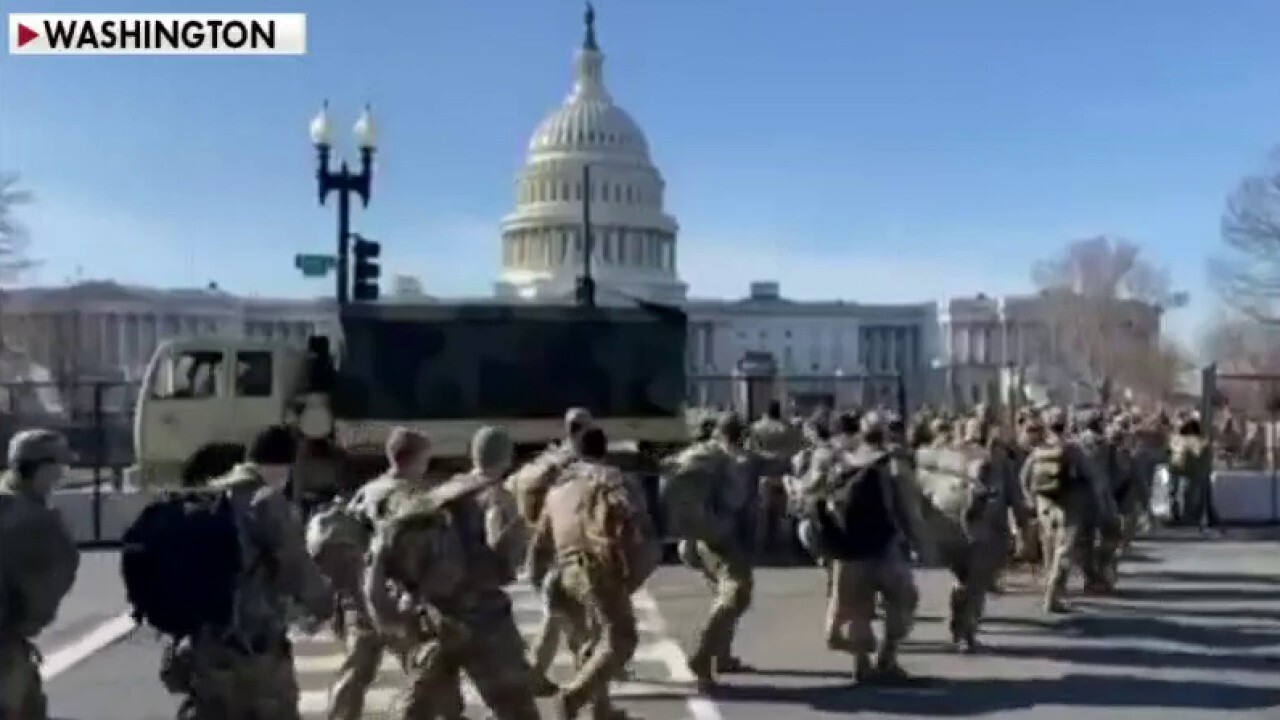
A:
[0,9,1152,411]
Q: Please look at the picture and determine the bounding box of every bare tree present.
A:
[1215,148,1280,324]
[0,173,35,360]
[0,173,34,284]
[1200,316,1280,415]
[1032,236,1180,402]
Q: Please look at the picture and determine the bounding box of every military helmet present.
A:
[716,411,747,442]
[8,428,70,469]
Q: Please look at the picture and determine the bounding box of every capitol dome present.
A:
[496,6,685,304]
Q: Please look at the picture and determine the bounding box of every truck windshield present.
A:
[336,304,687,420]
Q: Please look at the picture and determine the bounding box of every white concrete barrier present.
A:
[1152,466,1279,524]
[51,489,150,545]
[1211,469,1280,524]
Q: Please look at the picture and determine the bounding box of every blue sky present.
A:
[4,0,1280,341]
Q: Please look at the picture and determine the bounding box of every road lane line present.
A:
[632,587,725,720]
[41,612,136,680]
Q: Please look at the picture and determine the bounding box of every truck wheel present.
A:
[181,443,244,487]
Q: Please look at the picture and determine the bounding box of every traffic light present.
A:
[351,234,381,301]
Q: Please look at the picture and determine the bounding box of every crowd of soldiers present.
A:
[0,397,1217,720]
[697,398,1215,679]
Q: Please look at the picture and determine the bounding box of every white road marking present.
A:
[41,612,136,680]
[296,580,724,719]
[632,586,726,720]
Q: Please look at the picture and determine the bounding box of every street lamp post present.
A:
[310,102,377,307]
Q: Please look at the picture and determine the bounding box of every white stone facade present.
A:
[935,292,1162,407]
[686,282,938,410]
[494,11,684,304]
[1,281,338,382]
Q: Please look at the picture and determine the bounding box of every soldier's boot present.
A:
[946,586,967,649]
[552,691,586,720]
[531,673,559,697]
[852,652,875,685]
[686,653,716,689]
[715,655,755,674]
[873,644,911,684]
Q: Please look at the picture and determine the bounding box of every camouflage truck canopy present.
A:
[335,301,687,421]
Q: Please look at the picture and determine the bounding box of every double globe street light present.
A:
[310,102,379,305]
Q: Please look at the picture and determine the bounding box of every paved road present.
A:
[648,531,1280,719]
[45,532,1280,719]
[39,550,127,660]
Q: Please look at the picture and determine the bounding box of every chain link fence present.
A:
[0,380,139,546]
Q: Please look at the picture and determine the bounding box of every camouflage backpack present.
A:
[1167,436,1206,478]
[657,442,730,542]
[304,500,372,597]
[375,485,473,602]
[1028,443,1070,497]
[509,444,577,526]
[573,463,659,591]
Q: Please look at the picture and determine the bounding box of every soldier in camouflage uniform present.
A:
[366,427,540,720]
[1075,410,1122,592]
[943,418,1031,650]
[328,429,453,720]
[0,430,79,720]
[163,426,334,720]
[1020,409,1106,614]
[824,414,930,682]
[748,400,803,558]
[526,407,595,693]
[687,413,758,686]
[529,427,654,720]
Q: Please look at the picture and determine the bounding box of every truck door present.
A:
[137,347,234,482]
[226,348,285,448]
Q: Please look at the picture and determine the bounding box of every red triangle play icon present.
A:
[16,23,39,48]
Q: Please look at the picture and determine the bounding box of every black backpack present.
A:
[120,491,245,639]
[817,452,897,561]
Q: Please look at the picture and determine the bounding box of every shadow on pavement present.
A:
[987,642,1280,673]
[1111,584,1280,603]
[983,613,1280,650]
[1074,601,1280,624]
[1124,569,1280,585]
[707,673,1280,715]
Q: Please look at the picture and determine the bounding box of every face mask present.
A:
[255,465,290,492]
[30,462,66,498]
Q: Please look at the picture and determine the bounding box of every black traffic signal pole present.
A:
[315,145,373,307]
[576,164,596,308]
[350,233,382,301]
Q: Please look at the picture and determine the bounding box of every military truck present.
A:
[128,300,689,494]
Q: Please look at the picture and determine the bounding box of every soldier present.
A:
[1107,416,1144,561]
[939,418,1031,651]
[748,400,802,557]
[831,411,862,452]
[1169,417,1217,532]
[822,414,930,682]
[367,427,540,720]
[1075,410,1122,592]
[791,415,833,483]
[529,427,654,720]
[1021,409,1103,614]
[328,428,455,720]
[687,412,758,685]
[929,417,954,448]
[523,408,594,691]
[0,429,80,720]
[166,425,334,719]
